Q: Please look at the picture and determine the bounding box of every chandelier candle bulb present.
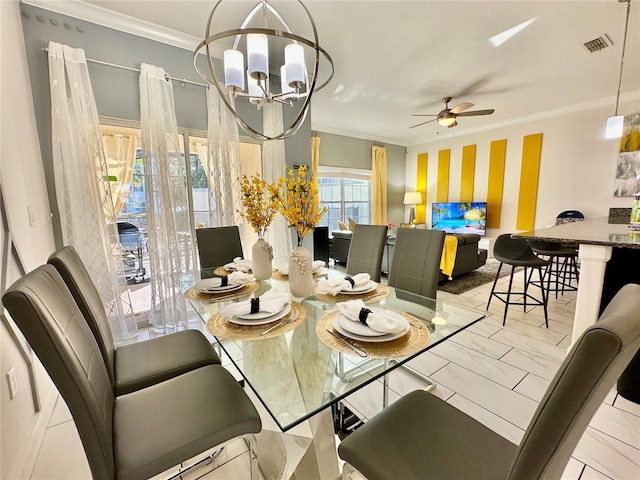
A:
[247,34,269,79]
[285,43,306,88]
[280,65,296,101]
[247,71,262,105]
[224,50,245,91]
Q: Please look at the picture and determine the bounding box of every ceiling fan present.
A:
[410,97,495,129]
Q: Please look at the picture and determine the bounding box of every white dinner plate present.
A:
[340,280,378,295]
[332,314,409,343]
[194,278,245,293]
[226,303,292,326]
[337,308,409,337]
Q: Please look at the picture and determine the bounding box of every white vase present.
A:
[252,236,273,281]
[288,243,313,298]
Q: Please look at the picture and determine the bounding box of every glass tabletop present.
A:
[172,267,485,432]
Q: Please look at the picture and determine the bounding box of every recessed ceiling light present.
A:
[490,18,537,47]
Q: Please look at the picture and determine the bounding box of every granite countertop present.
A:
[516,217,640,249]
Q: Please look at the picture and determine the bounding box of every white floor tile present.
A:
[430,363,538,430]
[573,428,640,480]
[30,421,90,480]
[613,394,640,418]
[448,329,513,359]
[589,403,640,449]
[514,373,551,402]
[446,394,525,444]
[562,457,585,479]
[490,329,567,363]
[500,348,561,381]
[580,465,614,480]
[47,395,71,427]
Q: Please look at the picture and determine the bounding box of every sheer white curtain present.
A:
[205,86,244,239]
[262,103,292,257]
[139,63,191,331]
[102,132,136,220]
[48,41,136,341]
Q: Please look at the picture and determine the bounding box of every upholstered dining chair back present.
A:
[195,226,244,269]
[346,224,389,282]
[48,245,117,385]
[338,283,640,480]
[387,228,445,298]
[48,246,221,396]
[3,265,116,478]
[508,283,640,479]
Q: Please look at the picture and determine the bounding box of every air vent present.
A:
[581,34,613,53]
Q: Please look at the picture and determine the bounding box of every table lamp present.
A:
[403,192,422,224]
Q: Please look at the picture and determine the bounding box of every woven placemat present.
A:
[312,283,390,304]
[315,309,429,358]
[184,281,260,302]
[213,266,255,276]
[206,302,307,340]
[271,268,329,281]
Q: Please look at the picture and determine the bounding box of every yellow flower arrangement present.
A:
[269,165,327,244]
[237,174,278,237]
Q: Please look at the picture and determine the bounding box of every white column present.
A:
[572,244,613,345]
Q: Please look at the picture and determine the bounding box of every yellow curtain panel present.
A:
[460,145,476,202]
[311,135,321,211]
[516,133,543,230]
[437,149,450,203]
[416,153,428,224]
[486,139,507,229]
[371,145,387,224]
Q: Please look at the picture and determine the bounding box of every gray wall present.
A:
[315,132,406,227]
[20,4,310,245]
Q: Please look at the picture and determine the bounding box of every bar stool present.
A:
[487,234,551,327]
[528,240,579,298]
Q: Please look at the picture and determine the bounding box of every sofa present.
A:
[331,230,487,281]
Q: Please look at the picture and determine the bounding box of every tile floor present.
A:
[28,262,640,479]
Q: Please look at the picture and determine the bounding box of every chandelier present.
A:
[194,0,334,141]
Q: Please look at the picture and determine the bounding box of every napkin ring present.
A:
[359,308,372,324]
[220,276,229,287]
[250,298,260,314]
[345,276,355,287]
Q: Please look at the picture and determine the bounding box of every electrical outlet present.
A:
[6,366,18,399]
[28,206,38,227]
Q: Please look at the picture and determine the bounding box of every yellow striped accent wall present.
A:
[437,149,450,202]
[486,139,507,229]
[516,133,543,230]
[460,145,476,202]
[416,153,428,224]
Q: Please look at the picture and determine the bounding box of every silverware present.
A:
[260,311,300,335]
[326,329,368,357]
[203,292,245,304]
[409,320,423,329]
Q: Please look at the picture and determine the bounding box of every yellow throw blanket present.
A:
[439,235,458,280]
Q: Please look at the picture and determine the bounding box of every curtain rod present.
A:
[42,46,207,88]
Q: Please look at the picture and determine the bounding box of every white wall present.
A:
[406,96,640,239]
[1,1,58,478]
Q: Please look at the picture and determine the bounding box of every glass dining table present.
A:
[171,265,485,479]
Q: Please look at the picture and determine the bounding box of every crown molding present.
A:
[22,0,215,54]
[310,124,407,148]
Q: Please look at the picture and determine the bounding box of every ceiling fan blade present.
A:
[450,102,473,114]
[410,114,438,117]
[447,121,458,129]
[409,118,437,129]
[456,109,495,117]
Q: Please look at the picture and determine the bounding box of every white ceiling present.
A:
[32,1,640,146]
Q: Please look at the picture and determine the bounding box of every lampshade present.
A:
[403,192,422,205]
[605,115,624,139]
[437,114,456,127]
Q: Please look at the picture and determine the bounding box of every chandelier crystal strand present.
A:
[194,0,334,141]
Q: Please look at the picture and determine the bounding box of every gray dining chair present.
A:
[338,283,640,480]
[387,228,445,298]
[48,246,221,396]
[2,264,262,480]
[196,226,244,269]
[346,224,389,282]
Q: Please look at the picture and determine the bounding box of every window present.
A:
[318,167,371,229]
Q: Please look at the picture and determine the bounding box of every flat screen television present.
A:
[431,202,487,236]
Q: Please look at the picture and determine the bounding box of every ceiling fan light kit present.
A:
[410,96,495,130]
[194,0,334,141]
[605,0,632,139]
